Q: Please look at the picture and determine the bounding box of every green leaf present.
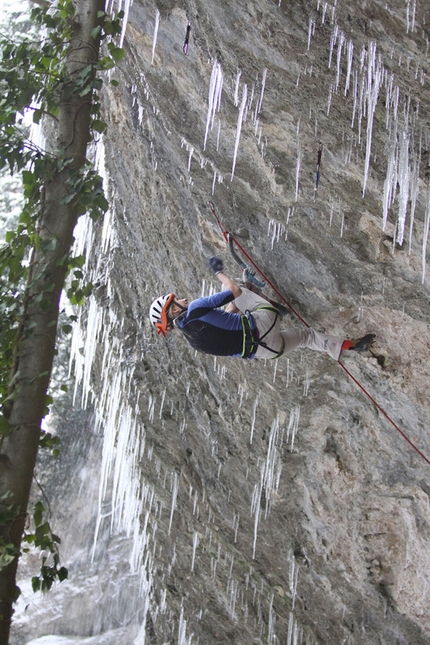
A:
[33,501,45,528]
[0,550,17,570]
[32,110,42,124]
[92,119,107,134]
[31,576,41,593]
[107,43,125,61]
[91,25,101,39]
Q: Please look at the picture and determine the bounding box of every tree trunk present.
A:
[0,0,105,640]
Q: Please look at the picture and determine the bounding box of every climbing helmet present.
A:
[149,293,176,337]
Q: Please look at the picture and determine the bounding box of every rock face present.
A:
[12,0,430,644]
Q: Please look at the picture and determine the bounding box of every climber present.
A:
[149,257,375,361]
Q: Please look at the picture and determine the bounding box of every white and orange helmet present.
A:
[149,293,176,337]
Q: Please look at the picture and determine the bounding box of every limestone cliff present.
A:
[12,0,430,644]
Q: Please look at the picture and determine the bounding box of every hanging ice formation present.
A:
[108,0,134,48]
[315,13,428,275]
[202,64,268,182]
[250,409,299,558]
[151,9,160,65]
[423,193,430,283]
[268,219,287,250]
[203,59,223,150]
[62,2,430,643]
[231,84,248,180]
[361,41,382,197]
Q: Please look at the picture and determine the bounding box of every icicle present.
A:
[262,418,283,517]
[287,406,300,451]
[216,119,221,151]
[251,481,261,559]
[422,190,430,283]
[117,0,133,48]
[212,171,217,195]
[344,40,354,96]
[234,70,242,107]
[231,84,248,180]
[408,150,420,253]
[396,130,410,245]
[327,83,333,115]
[406,0,416,33]
[248,82,255,116]
[267,594,276,644]
[256,68,268,114]
[233,513,240,542]
[303,368,310,396]
[148,395,155,422]
[191,532,199,572]
[382,124,398,231]
[321,1,328,24]
[168,472,179,535]
[159,388,166,418]
[178,605,193,645]
[203,60,224,150]
[307,17,315,50]
[335,31,345,91]
[187,146,194,172]
[289,553,299,610]
[385,74,395,127]
[227,578,238,619]
[250,397,259,444]
[351,70,358,128]
[328,24,338,69]
[287,612,294,645]
[295,143,302,201]
[363,42,382,196]
[151,9,160,65]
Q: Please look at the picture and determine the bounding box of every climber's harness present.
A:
[241,305,284,360]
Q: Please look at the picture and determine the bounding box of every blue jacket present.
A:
[176,290,257,358]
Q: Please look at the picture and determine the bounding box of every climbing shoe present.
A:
[348,333,376,353]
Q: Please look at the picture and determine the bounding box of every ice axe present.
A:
[227,233,266,289]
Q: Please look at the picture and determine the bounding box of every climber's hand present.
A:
[209,257,224,275]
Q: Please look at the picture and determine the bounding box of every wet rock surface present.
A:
[12,0,430,644]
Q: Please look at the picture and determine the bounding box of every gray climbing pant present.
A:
[234,288,343,361]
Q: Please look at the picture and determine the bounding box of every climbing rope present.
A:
[209,201,430,467]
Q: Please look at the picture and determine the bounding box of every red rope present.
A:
[209,202,309,326]
[209,202,430,467]
[337,361,430,466]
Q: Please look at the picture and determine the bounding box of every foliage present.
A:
[0,0,124,597]
[23,501,68,593]
[0,0,123,431]
[0,495,67,593]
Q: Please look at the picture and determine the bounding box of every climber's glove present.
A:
[242,267,256,282]
[209,257,224,275]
